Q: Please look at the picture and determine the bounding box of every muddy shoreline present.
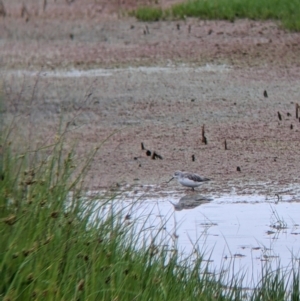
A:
[2,2,300,195]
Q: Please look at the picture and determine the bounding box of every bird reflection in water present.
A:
[170,194,212,211]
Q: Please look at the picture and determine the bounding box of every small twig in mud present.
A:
[224,139,228,150]
[191,154,195,161]
[201,125,207,144]
[263,90,268,98]
[290,124,293,130]
[277,111,282,121]
[155,153,163,159]
[237,166,241,172]
[188,24,191,33]
[176,24,180,30]
[43,0,47,11]
[296,103,299,119]
[151,152,163,160]
[21,3,30,20]
[0,0,6,17]
[141,142,157,158]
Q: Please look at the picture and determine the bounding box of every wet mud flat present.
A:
[2,2,300,193]
[4,65,300,196]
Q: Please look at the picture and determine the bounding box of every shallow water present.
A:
[7,64,230,78]
[89,187,300,287]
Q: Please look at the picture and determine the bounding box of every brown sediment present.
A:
[2,0,300,195]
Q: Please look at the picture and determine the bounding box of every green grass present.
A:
[134,7,163,22]
[0,144,240,300]
[134,0,300,31]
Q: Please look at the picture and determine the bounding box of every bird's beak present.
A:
[167,177,174,184]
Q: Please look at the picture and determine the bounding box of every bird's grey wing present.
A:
[186,173,210,182]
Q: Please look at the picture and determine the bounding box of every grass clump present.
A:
[0,140,239,299]
[134,6,163,21]
[134,0,300,31]
[0,152,236,300]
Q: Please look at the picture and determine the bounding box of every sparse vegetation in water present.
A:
[134,0,300,31]
[269,204,288,230]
